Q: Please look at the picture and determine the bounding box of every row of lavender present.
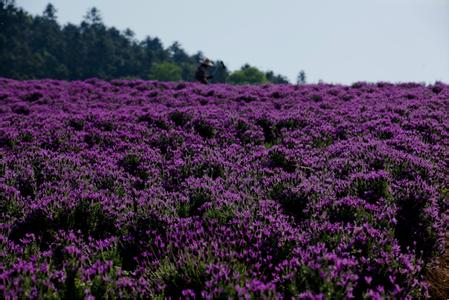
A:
[0,78,448,298]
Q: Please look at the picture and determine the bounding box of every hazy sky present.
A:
[16,0,449,84]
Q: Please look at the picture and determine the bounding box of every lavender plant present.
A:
[0,78,448,299]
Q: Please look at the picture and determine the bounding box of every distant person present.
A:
[195,58,214,84]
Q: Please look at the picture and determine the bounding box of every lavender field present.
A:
[0,78,448,299]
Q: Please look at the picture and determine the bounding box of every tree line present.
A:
[0,1,307,84]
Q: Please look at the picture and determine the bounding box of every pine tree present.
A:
[297,70,306,84]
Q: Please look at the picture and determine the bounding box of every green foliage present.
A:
[269,150,296,173]
[169,111,192,127]
[149,62,182,82]
[120,154,149,180]
[276,118,306,131]
[228,65,269,84]
[20,132,33,142]
[394,186,438,259]
[194,120,216,139]
[351,176,390,203]
[266,71,289,84]
[0,188,22,220]
[296,70,306,84]
[186,189,212,216]
[204,206,235,224]
[43,3,57,20]
[269,182,309,221]
[60,199,117,238]
[256,118,282,146]
[152,255,207,299]
[84,133,102,147]
[280,264,349,299]
[8,209,54,243]
[68,119,85,131]
[312,132,333,148]
[62,268,84,300]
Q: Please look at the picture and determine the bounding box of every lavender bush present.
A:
[0,78,448,299]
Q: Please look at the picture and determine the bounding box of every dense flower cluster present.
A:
[0,78,448,299]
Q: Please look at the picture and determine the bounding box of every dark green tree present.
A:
[29,3,67,78]
[84,7,102,26]
[43,3,56,20]
[297,70,306,84]
[61,23,83,79]
[168,42,198,81]
[0,0,34,79]
[149,62,182,81]
[228,64,268,84]
[265,71,289,84]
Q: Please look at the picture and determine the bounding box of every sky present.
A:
[16,0,449,84]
